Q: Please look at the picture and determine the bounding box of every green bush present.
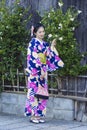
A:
[41,0,87,76]
[0,0,31,85]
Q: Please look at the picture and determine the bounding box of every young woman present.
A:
[24,23,64,123]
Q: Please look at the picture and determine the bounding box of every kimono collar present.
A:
[35,38,43,44]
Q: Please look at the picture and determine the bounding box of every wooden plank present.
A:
[49,94,87,101]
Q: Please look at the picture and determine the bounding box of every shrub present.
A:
[0,0,31,85]
[41,0,87,76]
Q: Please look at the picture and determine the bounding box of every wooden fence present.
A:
[1,70,87,98]
[48,74,87,97]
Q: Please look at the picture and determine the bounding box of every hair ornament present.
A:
[31,25,34,37]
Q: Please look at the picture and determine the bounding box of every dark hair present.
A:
[33,23,45,33]
[31,23,45,38]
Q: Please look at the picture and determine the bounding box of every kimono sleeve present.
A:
[26,41,41,75]
[46,43,64,72]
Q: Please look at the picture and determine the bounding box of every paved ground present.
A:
[0,113,87,130]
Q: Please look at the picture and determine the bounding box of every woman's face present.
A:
[35,27,45,40]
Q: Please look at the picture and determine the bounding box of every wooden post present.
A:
[74,100,78,120]
[77,102,86,121]
[75,77,77,96]
[66,77,69,95]
[2,75,5,91]
[17,69,19,91]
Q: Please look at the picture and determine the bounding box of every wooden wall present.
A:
[62,0,87,64]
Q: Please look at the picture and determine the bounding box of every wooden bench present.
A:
[50,94,87,121]
[49,74,87,121]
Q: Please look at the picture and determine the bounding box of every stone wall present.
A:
[0,92,74,120]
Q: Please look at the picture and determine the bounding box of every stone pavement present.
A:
[0,113,87,130]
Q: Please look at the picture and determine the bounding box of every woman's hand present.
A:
[51,39,57,47]
[25,68,30,73]
[40,69,45,80]
[40,74,45,80]
[51,39,59,55]
[58,60,64,67]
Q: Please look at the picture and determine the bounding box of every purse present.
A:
[35,85,49,100]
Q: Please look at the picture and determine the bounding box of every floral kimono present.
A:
[24,38,64,117]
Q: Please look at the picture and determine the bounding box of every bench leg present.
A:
[77,102,86,122]
[74,100,78,120]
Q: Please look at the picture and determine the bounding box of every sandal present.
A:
[37,117,45,123]
[39,119,45,123]
[30,118,39,124]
